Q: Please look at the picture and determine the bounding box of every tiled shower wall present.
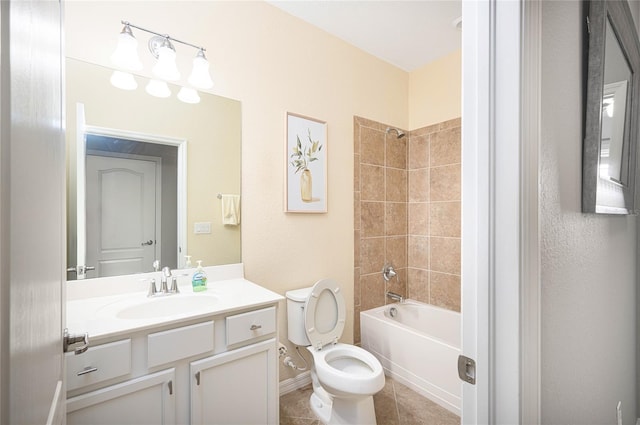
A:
[353,116,461,343]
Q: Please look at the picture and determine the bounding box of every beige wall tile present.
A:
[354,230,360,268]
[408,202,429,236]
[408,235,429,269]
[354,267,361,307]
[430,201,460,237]
[360,273,386,311]
[430,127,461,167]
[356,117,461,316]
[386,134,407,169]
[408,168,429,202]
[354,154,361,191]
[439,117,462,130]
[353,117,361,156]
[430,272,461,312]
[430,164,460,201]
[354,116,386,132]
[410,123,439,137]
[407,268,430,303]
[386,236,407,269]
[354,305,361,345]
[360,237,385,275]
[386,202,407,236]
[430,237,461,275]
[354,191,361,231]
[362,201,385,237]
[408,134,429,169]
[361,164,385,201]
[386,168,407,202]
[361,126,385,166]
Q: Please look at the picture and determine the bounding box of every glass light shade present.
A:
[152,43,180,81]
[145,79,171,98]
[110,28,143,71]
[177,87,200,104]
[110,71,137,90]
[187,50,214,89]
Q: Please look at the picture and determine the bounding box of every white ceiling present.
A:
[266,0,462,72]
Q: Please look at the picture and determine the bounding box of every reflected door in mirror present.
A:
[86,154,161,277]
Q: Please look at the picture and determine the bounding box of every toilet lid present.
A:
[304,278,346,350]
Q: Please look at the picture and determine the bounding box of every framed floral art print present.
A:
[285,112,327,213]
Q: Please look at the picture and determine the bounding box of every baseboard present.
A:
[279,370,312,396]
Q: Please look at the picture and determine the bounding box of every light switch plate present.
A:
[194,222,212,234]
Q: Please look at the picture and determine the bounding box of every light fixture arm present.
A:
[122,20,206,53]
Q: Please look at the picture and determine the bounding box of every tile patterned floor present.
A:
[279,376,460,425]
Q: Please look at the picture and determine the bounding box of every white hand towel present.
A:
[221,194,240,226]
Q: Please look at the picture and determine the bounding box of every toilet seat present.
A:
[309,343,385,398]
[304,278,346,350]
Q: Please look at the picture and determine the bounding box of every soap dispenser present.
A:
[191,260,208,292]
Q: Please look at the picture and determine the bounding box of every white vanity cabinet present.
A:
[66,303,280,425]
[190,306,278,425]
[67,368,176,425]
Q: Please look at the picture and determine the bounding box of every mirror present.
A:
[66,58,242,280]
[583,0,640,214]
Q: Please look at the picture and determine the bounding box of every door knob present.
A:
[141,240,154,246]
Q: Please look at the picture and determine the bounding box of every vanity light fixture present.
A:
[177,87,201,104]
[110,20,213,96]
[110,70,137,90]
[150,36,181,81]
[110,23,143,71]
[145,79,172,98]
[188,49,214,89]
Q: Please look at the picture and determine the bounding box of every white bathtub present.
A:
[360,300,461,415]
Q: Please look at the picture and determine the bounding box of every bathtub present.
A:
[360,300,461,415]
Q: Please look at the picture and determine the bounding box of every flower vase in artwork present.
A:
[300,169,312,202]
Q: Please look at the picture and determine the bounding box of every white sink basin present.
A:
[98,293,219,320]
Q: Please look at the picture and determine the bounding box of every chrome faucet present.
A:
[386,291,404,303]
[161,266,172,293]
[147,266,179,297]
[147,278,158,297]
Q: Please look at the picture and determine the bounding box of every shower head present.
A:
[385,127,405,139]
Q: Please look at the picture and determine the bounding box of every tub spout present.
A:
[386,291,404,303]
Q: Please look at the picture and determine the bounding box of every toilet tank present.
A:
[285,286,312,346]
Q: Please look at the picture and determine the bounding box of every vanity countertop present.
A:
[66,264,284,340]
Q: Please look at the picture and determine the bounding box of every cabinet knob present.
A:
[250,324,262,331]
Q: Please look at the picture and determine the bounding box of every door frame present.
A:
[81,122,188,270]
[461,0,541,422]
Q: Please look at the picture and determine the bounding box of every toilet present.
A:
[286,278,385,425]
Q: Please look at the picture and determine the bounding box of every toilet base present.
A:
[309,391,377,425]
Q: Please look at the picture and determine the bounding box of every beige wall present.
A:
[408,49,461,129]
[65,1,409,381]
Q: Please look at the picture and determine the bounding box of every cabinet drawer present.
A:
[66,339,131,391]
[148,320,214,367]
[226,307,276,346]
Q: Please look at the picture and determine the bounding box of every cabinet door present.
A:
[67,368,176,425]
[191,338,277,425]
